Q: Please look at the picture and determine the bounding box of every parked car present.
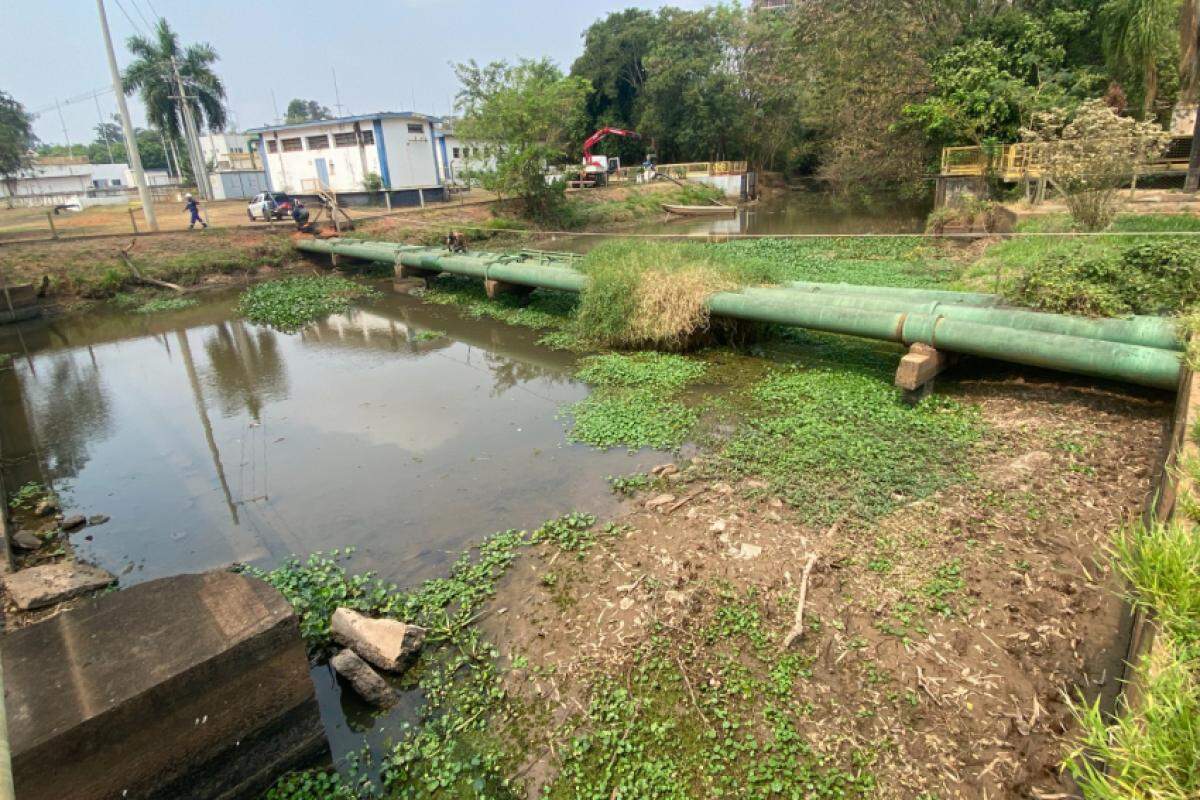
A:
[247,192,294,221]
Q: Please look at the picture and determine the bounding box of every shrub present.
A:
[1007,239,1200,316]
[1022,100,1172,231]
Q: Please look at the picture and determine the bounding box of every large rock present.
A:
[330,649,397,708]
[3,561,115,610]
[330,607,426,672]
[3,570,328,800]
[10,531,43,552]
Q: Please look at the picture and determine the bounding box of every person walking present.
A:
[184,194,207,229]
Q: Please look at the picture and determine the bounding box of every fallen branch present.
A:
[781,553,818,650]
[118,241,185,293]
[664,487,706,515]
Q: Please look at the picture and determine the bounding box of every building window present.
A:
[333,132,358,147]
[360,129,375,145]
[407,123,424,134]
[307,135,329,150]
[452,147,461,158]
[266,140,278,153]
[112,178,122,186]
[281,137,303,152]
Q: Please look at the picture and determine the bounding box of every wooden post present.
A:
[128,207,139,234]
[45,211,58,240]
[895,343,957,403]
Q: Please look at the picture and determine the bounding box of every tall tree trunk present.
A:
[1185,108,1200,191]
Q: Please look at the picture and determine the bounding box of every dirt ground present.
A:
[0,189,501,243]
[485,371,1170,799]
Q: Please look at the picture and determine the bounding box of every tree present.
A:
[454,58,588,221]
[122,17,226,171]
[1100,0,1182,118]
[1180,0,1200,189]
[1023,98,1171,229]
[570,9,656,164]
[285,99,333,124]
[0,91,36,203]
[639,7,748,163]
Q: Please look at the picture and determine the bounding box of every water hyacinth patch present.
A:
[238,276,379,332]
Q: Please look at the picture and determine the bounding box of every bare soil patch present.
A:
[485,373,1169,799]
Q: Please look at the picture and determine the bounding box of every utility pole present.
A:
[54,100,74,158]
[94,94,115,163]
[170,56,211,200]
[96,0,158,230]
[332,67,345,116]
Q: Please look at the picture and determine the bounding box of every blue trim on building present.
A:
[258,134,272,191]
[373,119,392,189]
[429,123,442,186]
[246,111,442,135]
[438,135,452,184]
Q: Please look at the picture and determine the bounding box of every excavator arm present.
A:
[582,127,640,159]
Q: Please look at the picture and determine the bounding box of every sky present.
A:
[4,0,711,148]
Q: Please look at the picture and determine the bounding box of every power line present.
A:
[143,0,161,20]
[129,0,155,32]
[112,0,146,36]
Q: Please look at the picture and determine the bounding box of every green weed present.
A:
[575,352,706,392]
[134,296,199,314]
[238,276,379,332]
[410,329,446,342]
[712,368,982,524]
[567,391,698,450]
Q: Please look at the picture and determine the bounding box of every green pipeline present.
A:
[739,287,1180,351]
[784,281,1001,307]
[293,239,1183,390]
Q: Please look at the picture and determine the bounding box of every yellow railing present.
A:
[940,140,1192,180]
[658,161,750,178]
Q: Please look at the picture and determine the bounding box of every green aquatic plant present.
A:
[410,329,446,342]
[238,276,379,332]
[575,352,706,393]
[135,297,199,314]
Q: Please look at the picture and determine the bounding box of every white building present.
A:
[247,112,447,205]
[200,131,260,171]
[433,120,494,187]
[0,157,173,206]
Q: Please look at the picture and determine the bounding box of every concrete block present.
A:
[330,607,425,672]
[3,570,327,800]
[895,343,957,397]
[330,649,397,707]
[395,262,440,280]
[3,561,115,610]
[484,279,534,302]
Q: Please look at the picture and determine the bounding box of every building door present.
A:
[314,158,330,188]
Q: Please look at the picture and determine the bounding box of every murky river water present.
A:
[0,284,674,761]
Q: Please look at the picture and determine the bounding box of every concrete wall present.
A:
[3,570,328,800]
[379,118,440,189]
[693,173,751,199]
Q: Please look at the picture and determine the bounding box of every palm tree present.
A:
[122,19,227,148]
[1100,0,1182,119]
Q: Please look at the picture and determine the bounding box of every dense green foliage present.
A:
[134,296,199,315]
[455,59,589,222]
[1005,238,1200,315]
[563,0,1186,194]
[238,276,379,332]
[285,99,332,124]
[0,91,36,188]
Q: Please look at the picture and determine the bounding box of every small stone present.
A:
[618,597,635,611]
[667,472,687,484]
[11,531,42,551]
[650,463,677,477]
[60,515,86,532]
[768,498,784,509]
[736,543,763,560]
[711,482,733,495]
[709,519,727,534]
[87,514,110,526]
[34,498,58,517]
[764,511,783,523]
[330,607,426,672]
[330,649,397,708]
[645,494,676,511]
[3,561,116,610]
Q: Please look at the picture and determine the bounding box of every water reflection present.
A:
[0,286,659,590]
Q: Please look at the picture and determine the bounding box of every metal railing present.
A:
[940,139,1195,180]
